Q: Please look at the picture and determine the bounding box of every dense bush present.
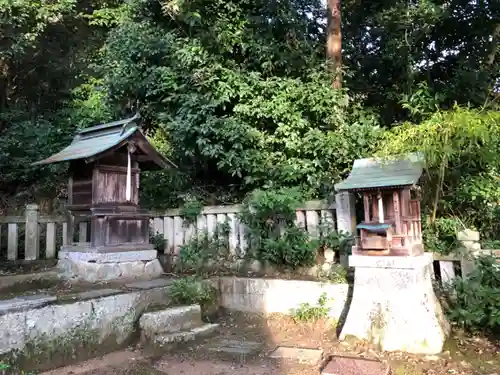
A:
[445,255,500,333]
[169,276,218,308]
[238,187,351,269]
[178,222,230,274]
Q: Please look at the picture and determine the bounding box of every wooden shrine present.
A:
[335,154,424,256]
[33,113,175,253]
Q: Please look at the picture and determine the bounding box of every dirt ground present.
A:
[39,311,500,375]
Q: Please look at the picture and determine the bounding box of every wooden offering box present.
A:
[33,113,175,253]
[335,154,424,256]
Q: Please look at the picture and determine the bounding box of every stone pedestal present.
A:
[57,247,164,283]
[340,254,449,354]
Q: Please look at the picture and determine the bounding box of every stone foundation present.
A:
[219,277,349,320]
[57,250,164,282]
[339,254,450,354]
[0,284,172,370]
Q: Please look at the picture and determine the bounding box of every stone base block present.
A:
[57,250,163,283]
[339,254,450,354]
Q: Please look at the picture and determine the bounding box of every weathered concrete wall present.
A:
[0,286,170,368]
[219,277,349,320]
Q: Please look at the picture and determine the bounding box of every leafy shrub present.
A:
[179,222,230,274]
[445,255,500,332]
[422,216,461,255]
[240,187,304,247]
[180,199,204,226]
[239,188,318,269]
[319,222,354,256]
[260,226,317,269]
[150,232,166,252]
[291,292,330,322]
[454,172,500,242]
[317,265,349,284]
[169,276,218,308]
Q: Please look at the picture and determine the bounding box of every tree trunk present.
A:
[327,0,342,88]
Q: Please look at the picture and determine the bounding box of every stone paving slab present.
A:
[207,338,263,355]
[39,350,144,375]
[0,293,57,314]
[268,346,323,364]
[321,356,390,375]
[154,358,278,375]
[125,278,173,290]
[72,289,123,301]
[59,250,158,263]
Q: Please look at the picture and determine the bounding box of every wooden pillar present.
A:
[393,191,401,234]
[363,192,370,222]
[377,191,384,223]
[371,195,378,222]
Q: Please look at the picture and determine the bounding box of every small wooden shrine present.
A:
[335,154,424,256]
[33,113,175,253]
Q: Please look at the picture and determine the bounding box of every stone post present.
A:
[457,229,480,277]
[335,192,356,266]
[335,191,357,234]
[25,204,40,260]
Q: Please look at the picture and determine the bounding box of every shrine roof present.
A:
[334,153,424,191]
[33,113,175,169]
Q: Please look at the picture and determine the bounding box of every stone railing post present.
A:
[335,191,356,234]
[457,229,480,277]
[25,204,40,260]
[335,192,356,266]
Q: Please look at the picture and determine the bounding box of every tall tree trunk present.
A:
[327,0,342,89]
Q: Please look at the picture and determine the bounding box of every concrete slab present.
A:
[0,294,57,314]
[207,338,263,355]
[125,278,174,290]
[321,356,390,375]
[269,346,323,364]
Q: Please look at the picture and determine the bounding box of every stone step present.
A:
[139,304,203,340]
[153,323,220,346]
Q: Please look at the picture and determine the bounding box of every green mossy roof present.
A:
[334,153,424,191]
[33,113,174,169]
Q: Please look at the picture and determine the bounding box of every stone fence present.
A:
[0,193,356,261]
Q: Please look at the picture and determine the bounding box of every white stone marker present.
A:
[339,253,450,354]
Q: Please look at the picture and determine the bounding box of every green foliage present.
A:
[422,217,461,256]
[317,265,349,284]
[453,171,500,242]
[378,107,500,242]
[482,240,500,250]
[179,223,230,274]
[240,187,303,246]
[180,200,203,226]
[445,255,500,333]
[319,222,354,256]
[260,226,317,269]
[169,276,218,308]
[239,188,316,269]
[1,0,499,210]
[291,292,330,322]
[99,1,382,202]
[0,361,34,375]
[150,232,166,253]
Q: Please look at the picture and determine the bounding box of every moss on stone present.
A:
[1,324,139,373]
